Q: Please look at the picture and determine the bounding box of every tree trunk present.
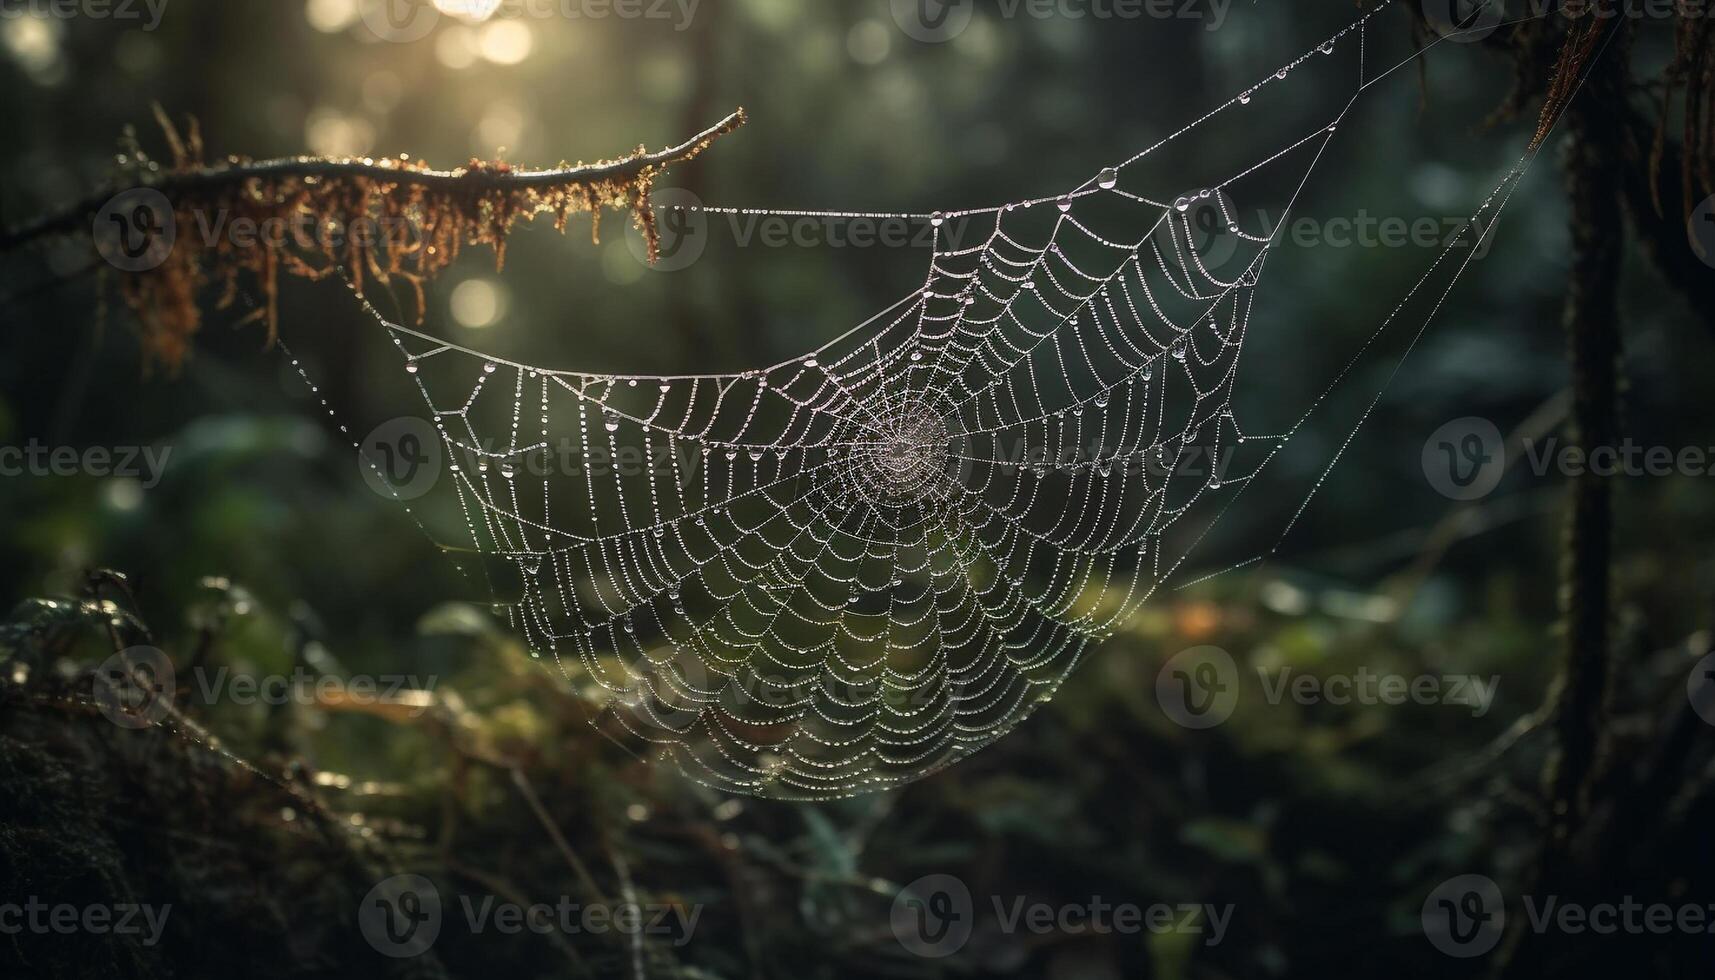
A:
[1497,14,1628,978]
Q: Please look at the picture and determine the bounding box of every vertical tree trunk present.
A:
[1498,14,1628,979]
[1547,25,1624,859]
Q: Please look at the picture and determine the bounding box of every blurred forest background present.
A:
[1,0,1712,977]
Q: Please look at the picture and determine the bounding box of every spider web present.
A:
[288,7,1554,800]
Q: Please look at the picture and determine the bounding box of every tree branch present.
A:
[0,109,746,254]
[1618,104,1715,335]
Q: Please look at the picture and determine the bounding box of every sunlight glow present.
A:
[478,20,534,65]
[435,26,478,69]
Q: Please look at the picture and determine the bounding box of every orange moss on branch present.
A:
[4,107,745,369]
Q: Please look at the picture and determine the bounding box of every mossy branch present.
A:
[1,107,746,369]
[0,109,746,253]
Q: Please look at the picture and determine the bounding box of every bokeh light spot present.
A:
[435,25,479,69]
[304,0,359,33]
[845,20,890,66]
[304,108,376,157]
[3,15,63,77]
[450,279,507,329]
[478,20,533,65]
